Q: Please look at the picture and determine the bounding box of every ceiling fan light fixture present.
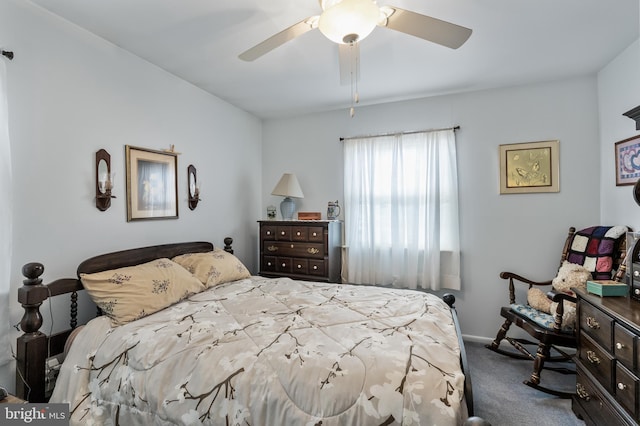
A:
[318,0,380,44]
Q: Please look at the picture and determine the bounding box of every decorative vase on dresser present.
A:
[258,220,343,283]
[573,288,640,425]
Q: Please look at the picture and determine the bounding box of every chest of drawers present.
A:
[258,220,343,283]
[573,289,640,425]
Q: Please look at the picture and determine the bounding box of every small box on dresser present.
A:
[258,220,343,283]
[573,288,640,425]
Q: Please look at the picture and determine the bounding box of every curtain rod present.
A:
[339,125,460,142]
[1,50,14,60]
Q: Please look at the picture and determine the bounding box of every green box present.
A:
[586,280,628,297]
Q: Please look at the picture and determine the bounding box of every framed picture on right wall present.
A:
[614,135,640,186]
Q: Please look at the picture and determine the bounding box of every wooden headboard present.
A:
[16,240,230,402]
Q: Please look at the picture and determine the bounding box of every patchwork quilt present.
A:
[50,276,467,425]
[566,225,628,280]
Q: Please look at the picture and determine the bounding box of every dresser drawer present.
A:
[307,227,324,242]
[580,300,614,351]
[575,363,629,426]
[291,258,309,274]
[275,257,293,273]
[579,332,614,393]
[262,225,277,240]
[615,362,639,419]
[308,260,326,277]
[614,323,636,371]
[276,226,293,240]
[263,241,325,259]
[291,227,308,241]
[262,256,277,272]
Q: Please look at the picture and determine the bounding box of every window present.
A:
[343,129,460,290]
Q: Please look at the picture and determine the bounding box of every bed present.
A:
[15,240,475,425]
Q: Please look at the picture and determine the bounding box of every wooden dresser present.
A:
[258,220,343,283]
[573,288,640,425]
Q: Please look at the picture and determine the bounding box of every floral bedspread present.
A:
[51,276,467,425]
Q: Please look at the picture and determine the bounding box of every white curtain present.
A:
[0,59,12,365]
[343,129,460,290]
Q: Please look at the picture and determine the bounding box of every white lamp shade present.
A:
[319,0,380,44]
[271,173,304,198]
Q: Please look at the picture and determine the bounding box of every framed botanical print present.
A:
[125,145,178,221]
[499,140,560,194]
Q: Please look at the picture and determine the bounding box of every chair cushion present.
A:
[510,304,574,333]
[566,226,628,280]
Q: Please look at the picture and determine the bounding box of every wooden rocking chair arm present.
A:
[547,290,577,304]
[499,271,552,287]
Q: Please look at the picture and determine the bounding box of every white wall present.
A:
[599,39,640,228]
[263,76,603,341]
[0,0,262,392]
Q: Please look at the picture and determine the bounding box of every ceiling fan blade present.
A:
[381,6,472,49]
[239,18,317,61]
[338,43,360,85]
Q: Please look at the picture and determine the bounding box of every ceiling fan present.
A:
[238,0,473,63]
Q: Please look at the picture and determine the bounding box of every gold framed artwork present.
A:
[614,135,640,186]
[499,140,560,194]
[125,145,178,221]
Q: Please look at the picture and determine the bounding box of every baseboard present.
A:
[461,334,493,344]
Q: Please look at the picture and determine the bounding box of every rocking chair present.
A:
[486,225,629,398]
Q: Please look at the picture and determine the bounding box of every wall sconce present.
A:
[188,164,201,210]
[96,149,115,211]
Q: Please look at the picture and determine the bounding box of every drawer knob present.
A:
[267,262,272,266]
[312,232,317,236]
[635,270,640,277]
[586,350,601,365]
[313,265,318,270]
[618,382,628,391]
[297,264,302,269]
[576,383,591,401]
[266,231,271,235]
[616,342,625,350]
[307,248,320,254]
[296,231,301,236]
[281,263,286,267]
[586,317,600,329]
[636,288,640,296]
[281,231,286,235]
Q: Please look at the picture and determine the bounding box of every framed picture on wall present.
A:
[614,135,640,186]
[125,145,178,221]
[499,140,560,194]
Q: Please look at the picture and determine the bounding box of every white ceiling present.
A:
[29,0,640,119]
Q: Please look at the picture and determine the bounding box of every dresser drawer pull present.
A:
[266,231,272,236]
[267,246,278,252]
[576,383,591,401]
[635,270,640,277]
[267,262,272,266]
[296,231,301,236]
[307,248,320,254]
[617,382,628,391]
[312,232,318,236]
[586,317,600,329]
[281,231,286,235]
[586,350,601,365]
[313,265,318,270]
[281,263,286,267]
[616,342,625,350]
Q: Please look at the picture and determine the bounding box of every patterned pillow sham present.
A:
[80,258,205,326]
[172,249,251,288]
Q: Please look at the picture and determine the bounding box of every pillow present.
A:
[80,258,205,325]
[172,249,251,288]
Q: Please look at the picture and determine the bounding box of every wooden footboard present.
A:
[15,241,217,402]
